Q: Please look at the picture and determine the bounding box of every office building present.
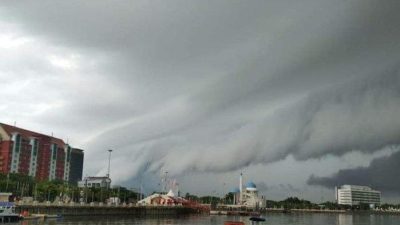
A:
[0,123,84,182]
[69,148,84,184]
[336,185,381,206]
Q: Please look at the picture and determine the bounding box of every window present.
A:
[52,144,58,160]
[15,134,21,152]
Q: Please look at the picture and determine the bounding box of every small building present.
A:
[78,176,111,188]
[0,193,12,202]
[230,187,241,205]
[336,185,381,206]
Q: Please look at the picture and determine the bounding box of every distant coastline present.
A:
[265,208,400,215]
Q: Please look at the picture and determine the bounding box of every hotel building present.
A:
[336,185,381,206]
[0,123,84,182]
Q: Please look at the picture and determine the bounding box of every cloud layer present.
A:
[88,69,400,180]
[1,0,400,197]
[308,147,400,194]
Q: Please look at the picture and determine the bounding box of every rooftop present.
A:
[0,122,65,147]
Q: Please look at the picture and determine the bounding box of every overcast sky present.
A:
[1,0,400,202]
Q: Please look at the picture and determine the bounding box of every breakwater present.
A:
[16,205,198,216]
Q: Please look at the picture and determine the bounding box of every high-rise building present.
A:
[0,123,84,182]
[69,148,84,184]
[336,185,381,206]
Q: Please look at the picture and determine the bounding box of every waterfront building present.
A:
[0,193,11,202]
[69,148,84,184]
[336,185,381,206]
[228,173,266,209]
[240,181,266,209]
[230,187,240,205]
[78,176,111,188]
[0,123,84,182]
[137,189,188,206]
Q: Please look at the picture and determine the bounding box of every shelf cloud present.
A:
[308,148,400,194]
[1,0,400,197]
[88,69,400,179]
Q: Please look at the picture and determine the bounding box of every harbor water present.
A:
[14,213,400,225]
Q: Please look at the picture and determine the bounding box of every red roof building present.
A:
[0,123,83,182]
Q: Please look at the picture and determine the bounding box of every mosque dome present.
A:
[230,187,240,193]
[246,182,256,189]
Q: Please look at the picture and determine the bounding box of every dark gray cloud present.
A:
[257,182,300,194]
[308,148,400,194]
[85,68,400,179]
[1,0,400,198]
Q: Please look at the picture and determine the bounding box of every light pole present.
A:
[163,171,168,193]
[107,149,113,178]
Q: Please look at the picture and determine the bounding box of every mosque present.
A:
[229,173,266,209]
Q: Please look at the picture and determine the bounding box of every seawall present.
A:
[16,205,197,216]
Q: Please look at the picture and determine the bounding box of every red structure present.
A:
[0,141,12,174]
[17,139,31,175]
[0,123,81,181]
[36,137,52,181]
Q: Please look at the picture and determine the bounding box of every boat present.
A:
[0,202,21,223]
[249,217,266,222]
[20,211,41,220]
[30,213,62,219]
[45,214,63,219]
[21,215,42,220]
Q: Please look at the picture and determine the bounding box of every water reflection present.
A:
[337,214,353,225]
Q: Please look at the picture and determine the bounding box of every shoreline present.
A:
[265,208,400,215]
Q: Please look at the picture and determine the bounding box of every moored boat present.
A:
[249,216,266,222]
[45,214,63,219]
[0,201,21,223]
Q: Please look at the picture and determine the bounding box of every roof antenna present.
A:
[14,121,16,127]
[51,132,53,137]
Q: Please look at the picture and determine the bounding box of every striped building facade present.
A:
[0,123,83,183]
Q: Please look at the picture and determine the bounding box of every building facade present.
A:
[68,148,84,184]
[336,185,381,206]
[228,174,266,209]
[78,176,111,188]
[0,123,84,182]
[240,181,266,209]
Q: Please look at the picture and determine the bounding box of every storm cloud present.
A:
[1,0,400,197]
[308,147,400,194]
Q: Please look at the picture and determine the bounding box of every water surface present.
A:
[17,213,400,225]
